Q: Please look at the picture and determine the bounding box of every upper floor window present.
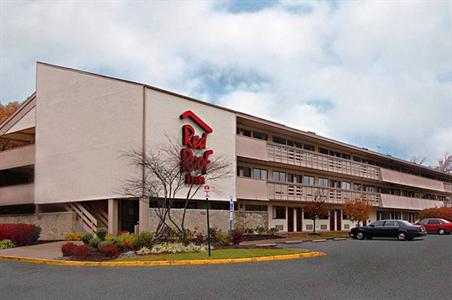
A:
[304,144,315,151]
[303,175,315,185]
[252,131,268,141]
[341,181,351,190]
[272,171,286,182]
[253,168,268,180]
[272,136,286,145]
[353,183,362,191]
[287,140,303,148]
[237,166,252,178]
[237,127,251,137]
[287,173,302,183]
[319,178,329,187]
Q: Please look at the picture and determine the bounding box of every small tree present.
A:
[344,199,372,227]
[303,193,330,234]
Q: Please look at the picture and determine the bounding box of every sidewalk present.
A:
[240,232,349,246]
[0,241,77,259]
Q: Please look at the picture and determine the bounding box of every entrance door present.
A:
[288,207,294,232]
[296,208,302,232]
[336,209,342,231]
[120,200,139,233]
[330,210,336,231]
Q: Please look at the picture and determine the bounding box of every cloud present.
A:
[0,0,450,164]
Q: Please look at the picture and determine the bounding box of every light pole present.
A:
[204,185,211,256]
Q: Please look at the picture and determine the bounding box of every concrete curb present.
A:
[0,251,326,267]
[241,236,349,247]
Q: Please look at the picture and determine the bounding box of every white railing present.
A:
[267,181,380,206]
[66,202,98,234]
[267,143,380,180]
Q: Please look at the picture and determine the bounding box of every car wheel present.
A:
[356,232,365,240]
[438,229,445,235]
[397,232,406,241]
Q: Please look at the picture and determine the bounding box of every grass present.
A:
[115,248,310,261]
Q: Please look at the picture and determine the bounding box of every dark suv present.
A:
[350,220,426,241]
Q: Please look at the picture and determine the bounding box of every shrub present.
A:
[64,232,84,241]
[61,242,76,257]
[104,233,116,242]
[0,224,40,246]
[98,240,114,249]
[151,243,206,254]
[99,244,120,258]
[268,227,279,234]
[72,245,91,260]
[96,227,108,241]
[210,229,230,246]
[232,230,243,245]
[89,237,101,249]
[255,226,266,234]
[0,239,15,249]
[115,233,137,249]
[136,232,154,248]
[81,233,93,245]
[136,246,152,255]
[194,232,204,245]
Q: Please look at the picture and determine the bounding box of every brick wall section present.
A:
[0,212,77,240]
[148,209,268,233]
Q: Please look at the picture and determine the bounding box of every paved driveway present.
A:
[0,235,450,300]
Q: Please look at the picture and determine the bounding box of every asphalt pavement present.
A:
[0,235,450,300]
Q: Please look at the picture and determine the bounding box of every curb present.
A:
[242,236,349,247]
[0,251,326,267]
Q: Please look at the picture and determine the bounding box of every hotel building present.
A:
[0,63,451,239]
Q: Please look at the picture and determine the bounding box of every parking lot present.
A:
[0,235,451,300]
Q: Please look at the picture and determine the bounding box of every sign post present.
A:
[204,185,211,257]
[229,197,234,235]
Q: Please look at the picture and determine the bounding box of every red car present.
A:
[418,218,452,235]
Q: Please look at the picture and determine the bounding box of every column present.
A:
[108,199,118,234]
[138,197,150,233]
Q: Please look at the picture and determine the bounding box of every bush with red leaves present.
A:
[72,245,91,260]
[99,244,120,258]
[232,230,243,245]
[420,207,452,221]
[61,242,76,257]
[0,224,41,246]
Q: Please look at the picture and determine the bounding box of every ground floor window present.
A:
[273,206,286,219]
[244,204,267,212]
[0,204,35,215]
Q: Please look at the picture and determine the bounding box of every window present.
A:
[273,206,286,219]
[370,221,385,227]
[318,178,329,187]
[245,205,267,212]
[287,173,302,183]
[304,144,315,151]
[384,221,399,227]
[353,156,362,162]
[419,219,429,225]
[353,183,362,191]
[237,166,251,178]
[342,154,351,160]
[253,131,268,140]
[341,182,351,190]
[253,168,267,180]
[287,140,302,148]
[428,220,440,225]
[320,224,327,230]
[303,176,315,185]
[237,127,251,137]
[272,171,286,182]
[319,148,329,155]
[365,185,377,193]
[272,136,286,145]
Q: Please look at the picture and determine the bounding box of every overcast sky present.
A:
[0,0,451,164]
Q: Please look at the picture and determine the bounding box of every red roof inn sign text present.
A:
[180,111,214,185]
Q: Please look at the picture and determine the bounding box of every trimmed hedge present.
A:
[0,224,41,246]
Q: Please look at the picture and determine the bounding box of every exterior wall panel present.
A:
[380,168,445,192]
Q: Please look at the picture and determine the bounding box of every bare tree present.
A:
[436,153,452,174]
[122,137,231,242]
[410,156,427,165]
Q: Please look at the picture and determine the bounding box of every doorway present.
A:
[288,207,294,232]
[330,210,336,231]
[119,200,139,233]
[296,208,302,232]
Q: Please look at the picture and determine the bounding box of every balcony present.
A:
[267,143,380,180]
[236,177,268,201]
[0,183,34,206]
[0,144,35,171]
[267,181,380,206]
[380,194,444,210]
[236,135,268,161]
[380,168,446,193]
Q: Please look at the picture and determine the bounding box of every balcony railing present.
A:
[444,182,452,193]
[267,181,380,206]
[267,143,380,180]
[0,144,35,171]
[0,183,34,205]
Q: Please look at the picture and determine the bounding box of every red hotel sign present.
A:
[180,110,214,185]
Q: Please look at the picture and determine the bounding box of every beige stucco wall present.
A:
[0,212,77,240]
[0,145,35,171]
[0,184,34,205]
[6,106,36,134]
[236,135,268,161]
[236,177,268,201]
[35,63,143,203]
[145,88,236,201]
[380,168,445,192]
[380,194,443,210]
